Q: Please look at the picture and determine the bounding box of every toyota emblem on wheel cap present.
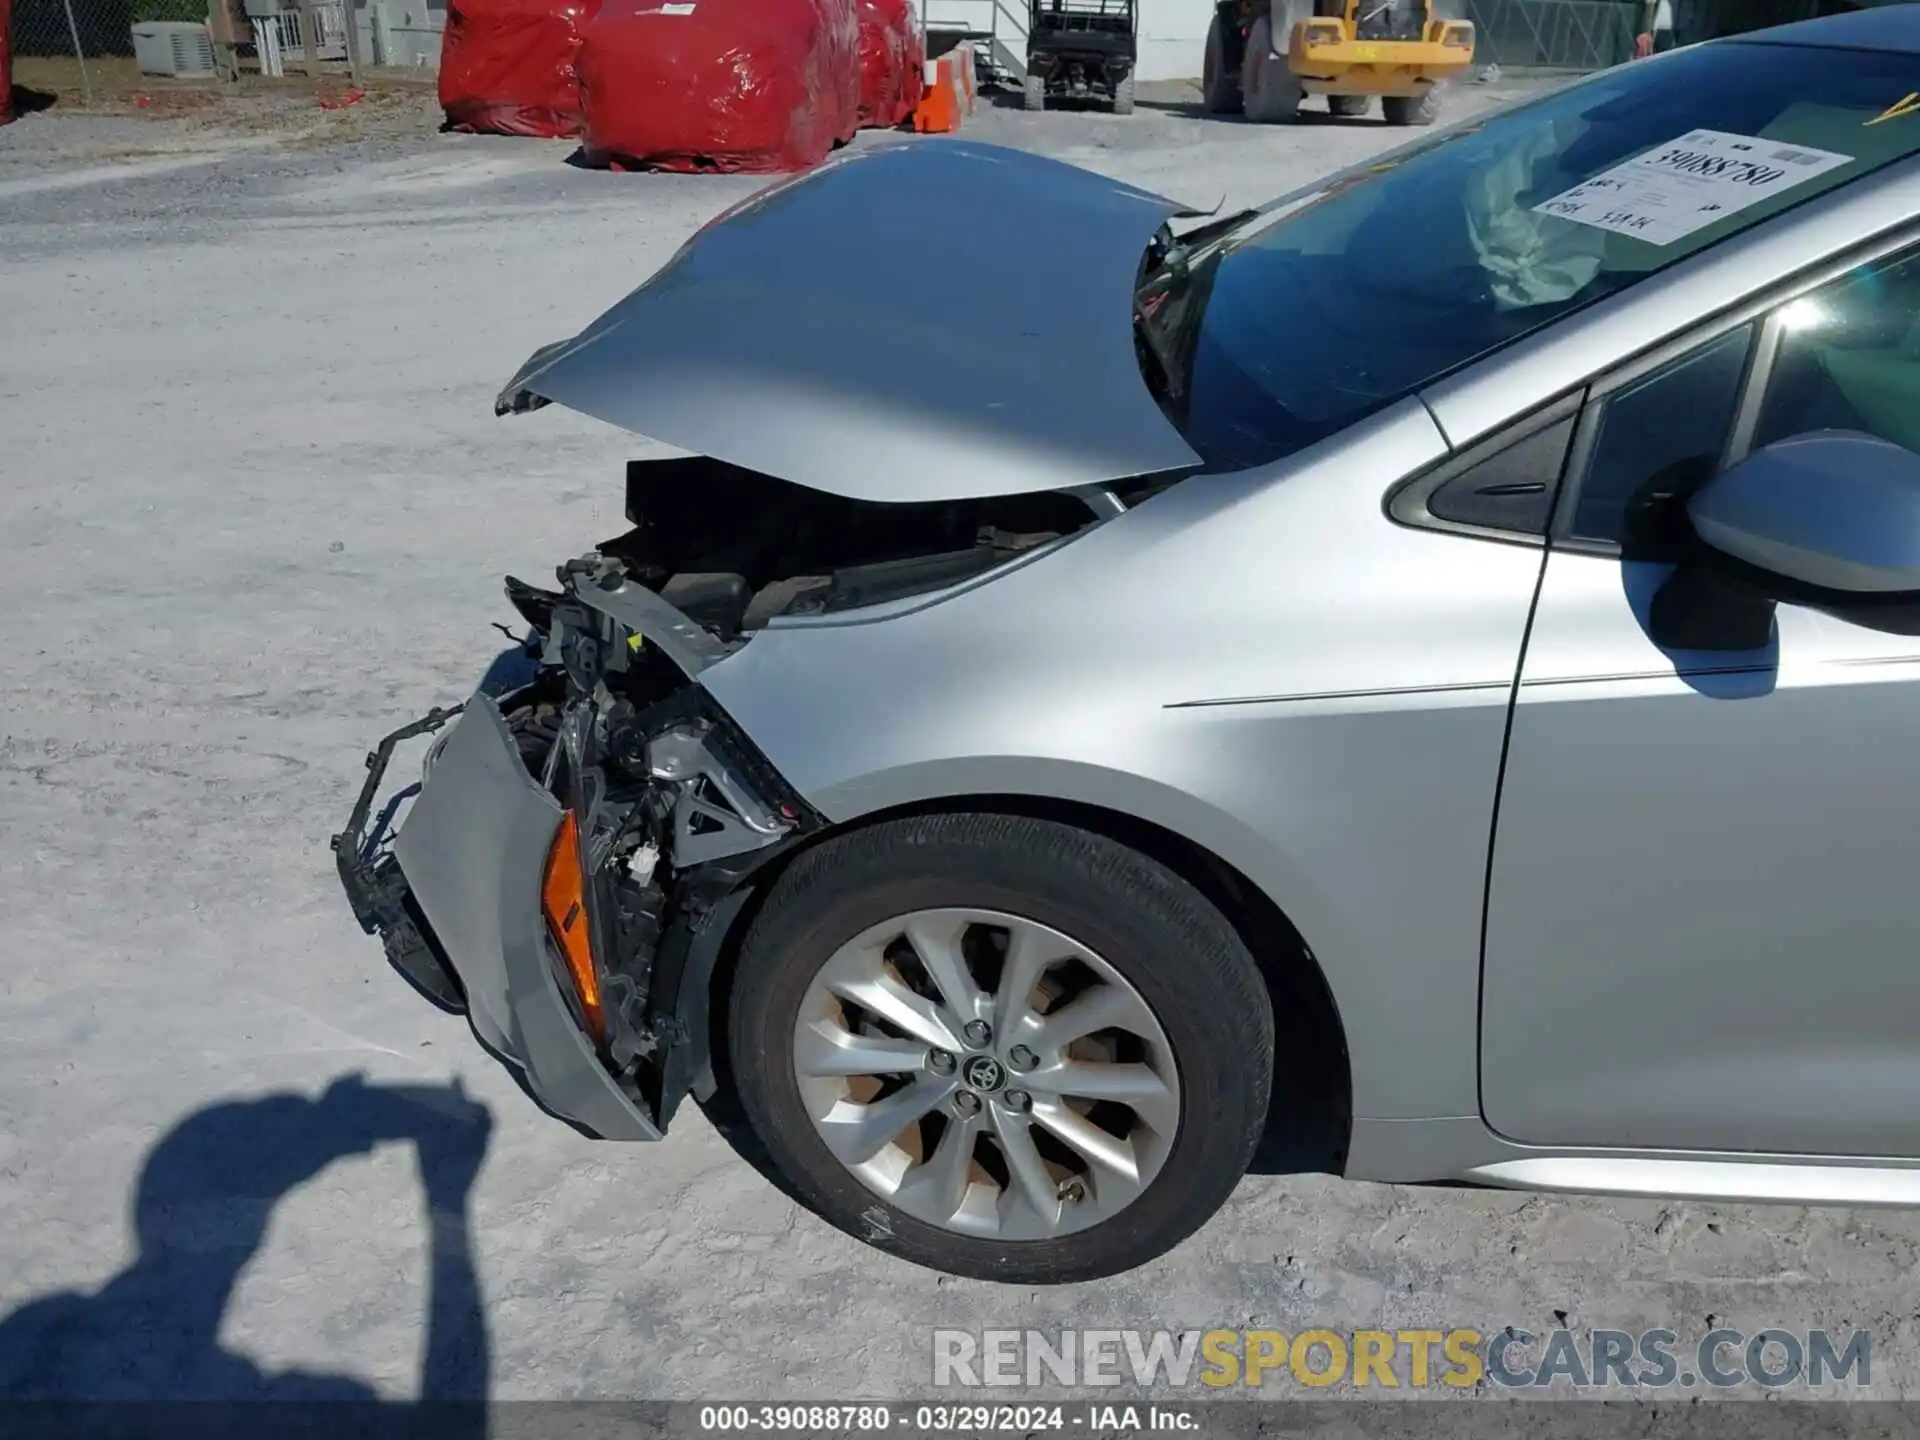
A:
[962,1055,1005,1093]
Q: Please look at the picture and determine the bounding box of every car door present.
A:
[1481,232,1920,1158]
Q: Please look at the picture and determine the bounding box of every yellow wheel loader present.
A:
[1202,0,1475,125]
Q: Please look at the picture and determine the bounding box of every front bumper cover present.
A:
[335,694,662,1142]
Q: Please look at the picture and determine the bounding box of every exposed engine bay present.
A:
[334,454,1138,1135]
[593,452,1107,635]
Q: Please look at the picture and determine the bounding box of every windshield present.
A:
[1138,39,1920,472]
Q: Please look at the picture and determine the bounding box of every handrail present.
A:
[922,0,1032,40]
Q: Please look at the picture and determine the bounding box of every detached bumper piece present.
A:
[342,697,662,1141]
[408,697,667,1140]
[335,552,820,1141]
[333,704,467,1013]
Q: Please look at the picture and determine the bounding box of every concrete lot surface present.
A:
[3,76,1919,1404]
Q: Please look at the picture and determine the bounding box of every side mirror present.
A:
[1688,431,1920,595]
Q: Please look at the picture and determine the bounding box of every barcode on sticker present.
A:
[1770,147,1826,165]
[660,2,695,11]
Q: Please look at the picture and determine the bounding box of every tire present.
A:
[1022,73,1046,112]
[727,813,1274,1284]
[1327,93,1370,117]
[1240,10,1304,123]
[1111,75,1135,115]
[1202,12,1243,114]
[1383,88,1440,125]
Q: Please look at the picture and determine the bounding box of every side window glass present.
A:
[1567,324,1754,551]
[1426,414,1576,536]
[1753,247,1920,455]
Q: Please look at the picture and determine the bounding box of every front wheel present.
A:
[728,813,1274,1283]
[1240,13,1304,123]
[1383,88,1440,125]
[1022,73,1046,112]
[1202,12,1243,114]
[1111,75,1135,115]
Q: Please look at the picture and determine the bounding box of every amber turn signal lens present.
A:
[541,811,604,1043]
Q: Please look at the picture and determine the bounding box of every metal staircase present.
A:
[922,0,1030,81]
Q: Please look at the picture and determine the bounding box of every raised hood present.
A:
[496,140,1205,504]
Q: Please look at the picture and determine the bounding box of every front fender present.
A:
[698,400,1514,1123]
[805,749,1350,975]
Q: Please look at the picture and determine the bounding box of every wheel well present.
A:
[701,793,1352,1176]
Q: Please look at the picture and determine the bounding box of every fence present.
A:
[1463,0,1636,70]
[1461,0,1868,71]
[7,0,441,100]
[11,0,212,103]
[12,0,156,61]
[251,0,346,76]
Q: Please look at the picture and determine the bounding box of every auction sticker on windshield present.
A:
[1533,129,1852,246]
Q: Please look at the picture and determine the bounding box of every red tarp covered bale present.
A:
[1,0,14,128]
[439,0,600,139]
[855,0,923,130]
[579,0,861,173]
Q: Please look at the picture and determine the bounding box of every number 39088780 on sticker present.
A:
[1532,127,1854,246]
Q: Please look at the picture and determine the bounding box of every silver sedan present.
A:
[338,5,1920,1282]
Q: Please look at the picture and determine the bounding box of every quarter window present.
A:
[1426,414,1576,537]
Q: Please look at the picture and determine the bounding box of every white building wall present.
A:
[922,0,1215,83]
[1136,0,1218,81]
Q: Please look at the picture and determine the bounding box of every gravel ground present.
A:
[0,67,440,194]
[3,75,1919,1410]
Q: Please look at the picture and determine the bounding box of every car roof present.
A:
[1739,3,1920,55]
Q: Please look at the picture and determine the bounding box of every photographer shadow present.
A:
[0,1074,493,1409]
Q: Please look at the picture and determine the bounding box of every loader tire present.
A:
[1202,12,1243,114]
[1112,75,1135,114]
[1241,13,1303,123]
[1023,73,1046,112]
[1383,88,1441,125]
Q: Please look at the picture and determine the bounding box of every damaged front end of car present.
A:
[334,139,1212,1141]
[333,553,812,1140]
[333,452,1130,1139]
